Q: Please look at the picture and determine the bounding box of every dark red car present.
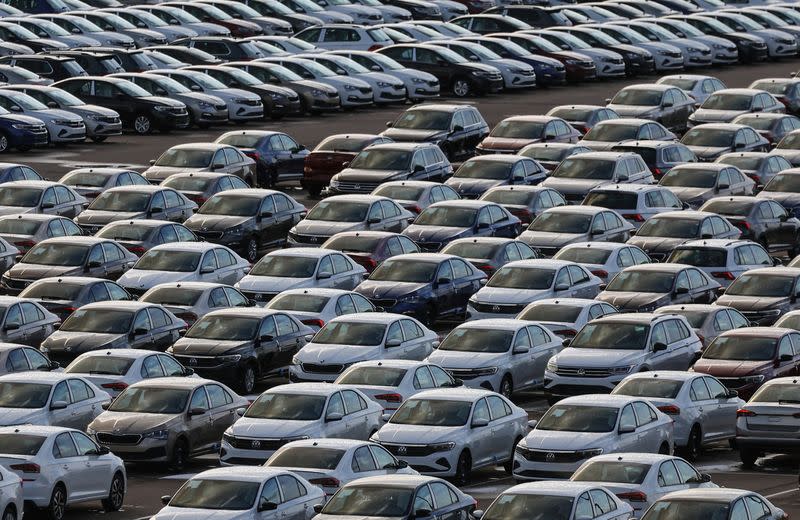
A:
[163,2,263,37]
[320,231,419,272]
[493,32,597,83]
[302,134,392,197]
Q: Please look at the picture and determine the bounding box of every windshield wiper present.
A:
[778,399,800,404]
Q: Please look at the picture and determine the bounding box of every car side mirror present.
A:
[780,214,789,222]
[190,85,201,91]
[528,419,538,429]
[652,342,668,352]
[618,424,636,434]
[385,338,402,348]
[236,407,246,417]
[415,509,433,519]
[368,216,382,225]
[413,164,425,173]
[258,211,273,220]
[617,173,629,182]
[734,142,745,149]
[717,182,729,191]
[437,277,451,285]
[476,221,490,230]
[605,98,611,104]
[700,472,712,483]
[662,100,673,108]
[200,266,215,274]
[317,270,332,280]
[49,361,60,370]
[182,367,194,376]
[188,407,206,416]
[554,283,569,291]
[473,510,484,520]
[258,500,278,512]
[386,120,393,127]
[471,417,489,428]
[700,233,713,239]
[50,400,68,410]
[211,163,225,171]
[543,132,556,141]
[87,260,102,269]
[101,402,110,410]
[780,353,793,362]
[46,101,58,109]
[674,286,689,295]
[562,338,572,347]
[313,504,324,514]
[381,412,393,422]
[3,322,19,331]
[91,446,110,455]
[161,495,171,506]
[149,207,164,216]
[131,327,148,337]
[727,389,738,398]
[326,412,343,422]
[590,228,603,236]
[513,345,530,354]
[451,124,464,133]
[41,202,55,209]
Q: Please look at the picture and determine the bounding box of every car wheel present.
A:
[169,439,189,472]
[454,451,471,486]
[47,484,66,520]
[499,375,513,399]
[421,304,437,327]
[503,436,522,474]
[90,136,107,143]
[101,472,125,512]
[2,505,15,520]
[740,447,758,469]
[244,238,259,263]
[685,425,702,461]
[658,442,670,455]
[0,133,9,153]
[240,364,256,395]
[133,114,153,135]
[307,184,322,197]
[451,77,471,97]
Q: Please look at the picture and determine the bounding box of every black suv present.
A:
[0,55,88,82]
[54,76,190,135]
[50,50,126,75]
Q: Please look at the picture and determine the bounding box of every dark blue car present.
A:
[355,253,487,326]
[0,163,43,183]
[214,129,310,188]
[0,111,48,153]
[461,36,567,86]
[3,0,69,12]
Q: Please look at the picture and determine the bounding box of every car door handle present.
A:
[62,464,69,470]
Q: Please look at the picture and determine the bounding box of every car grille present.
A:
[554,366,613,378]
[515,446,586,463]
[666,51,682,58]
[416,242,441,252]
[226,437,287,451]
[241,291,277,303]
[290,233,326,244]
[214,104,227,111]
[97,433,142,445]
[327,91,339,98]
[381,443,438,457]
[168,107,187,115]
[2,277,29,291]
[609,58,624,65]
[302,363,345,374]
[63,120,84,128]
[740,310,780,324]
[333,181,379,193]
[445,368,489,380]
[369,298,397,308]
[428,80,439,87]
[194,230,224,240]
[717,377,749,389]
[96,116,120,124]
[241,99,261,106]
[470,302,526,314]
[488,72,503,81]
[173,354,222,368]
[358,86,371,94]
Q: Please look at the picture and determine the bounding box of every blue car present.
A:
[215,129,310,188]
[355,253,487,326]
[462,36,567,86]
[0,163,43,183]
[0,111,48,153]
[3,0,69,13]
[402,200,522,252]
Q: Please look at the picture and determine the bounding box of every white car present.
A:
[0,465,21,520]
[656,74,727,104]
[545,314,703,402]
[0,181,86,218]
[336,359,459,411]
[0,425,126,520]
[0,89,86,144]
[371,388,529,483]
[117,242,250,298]
[266,288,377,331]
[265,438,418,497]
[514,394,674,481]
[0,372,110,428]
[153,467,324,520]
[474,481,634,520]
[220,383,383,465]
[63,349,193,397]
[0,343,59,375]
[666,238,776,287]
[427,319,562,398]
[300,54,407,104]
[553,242,652,283]
[296,25,393,50]
[290,313,437,382]
[612,371,743,461]
[139,281,253,327]
[328,50,441,102]
[583,184,686,229]
[654,303,750,347]
[516,298,618,339]
[570,453,717,518]
[236,248,367,305]
[467,259,603,320]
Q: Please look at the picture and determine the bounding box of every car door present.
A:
[528,325,559,388]
[384,320,406,360]
[52,431,96,501]
[323,391,350,438]
[486,395,516,463]
[272,194,298,240]
[129,309,155,349]
[647,322,672,370]
[206,383,237,446]
[568,265,596,298]
[147,307,175,352]
[656,459,689,496]
[0,304,26,345]
[616,403,642,451]
[276,474,313,520]
[380,201,404,232]
[102,242,129,279]
[702,376,740,440]
[400,319,430,360]
[274,313,304,370]
[489,205,516,237]
[54,186,81,218]
[19,302,48,348]
[342,389,372,439]
[433,260,457,314]
[213,248,240,285]
[469,397,494,467]
[164,189,190,222]
[633,401,663,451]
[450,259,477,313]
[603,212,629,242]
[254,316,280,376]
[330,253,360,289]
[429,481,463,520]
[66,378,99,427]
[71,431,111,499]
[767,201,796,247]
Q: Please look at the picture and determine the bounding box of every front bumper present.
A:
[94,434,171,462]
[191,105,229,125]
[229,102,264,122]
[544,371,624,396]
[374,86,407,103]
[86,117,123,138]
[378,442,460,476]
[502,71,537,89]
[152,111,190,130]
[512,447,587,480]
[47,122,86,143]
[595,60,626,78]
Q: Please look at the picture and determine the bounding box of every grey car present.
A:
[656,74,727,105]
[139,281,252,328]
[33,14,136,49]
[0,343,58,375]
[731,113,800,146]
[105,8,200,40]
[66,11,168,48]
[749,77,800,117]
[96,220,200,257]
[769,129,800,166]
[659,162,755,208]
[480,185,567,225]
[440,237,538,277]
[715,267,800,326]
[654,303,751,347]
[0,296,60,347]
[518,142,593,173]
[19,276,132,322]
[545,104,620,135]
[688,88,785,127]
[444,155,546,199]
[627,210,741,261]
[0,181,87,218]
[144,143,256,185]
[0,65,51,86]
[579,118,677,151]
[0,214,83,257]
[606,83,696,133]
[4,17,103,48]
[372,180,460,215]
[59,167,149,202]
[161,172,250,207]
[681,123,770,162]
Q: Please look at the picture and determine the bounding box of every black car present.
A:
[168,308,314,393]
[0,55,88,82]
[148,45,225,65]
[185,64,302,119]
[677,14,769,63]
[54,76,190,135]
[96,220,200,256]
[378,43,503,98]
[50,50,126,76]
[164,2,263,37]
[484,5,571,28]
[19,276,132,321]
[0,22,68,53]
[82,47,160,73]
[174,36,267,61]
[237,0,324,32]
[183,189,307,262]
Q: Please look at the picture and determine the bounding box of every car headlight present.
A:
[222,432,236,444]
[12,123,40,130]
[429,441,456,452]
[611,365,635,375]
[472,367,498,376]
[470,70,488,77]
[377,81,392,87]
[743,375,766,384]
[564,59,579,65]
[142,429,170,441]
[657,50,672,56]
[311,88,325,96]
[292,355,301,365]
[40,345,49,353]
[546,358,558,372]
[285,435,310,441]
[687,46,702,52]
[227,224,245,235]
[412,77,428,84]
[233,98,252,104]
[712,43,727,49]
[197,101,213,109]
[329,179,340,188]
[344,84,359,90]
[153,106,171,112]
[86,426,96,436]
[218,353,242,363]
[510,68,527,74]
[577,448,604,458]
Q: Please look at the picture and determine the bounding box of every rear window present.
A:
[65,356,135,376]
[338,366,407,386]
[21,282,83,300]
[614,377,684,399]
[267,447,345,470]
[315,136,375,153]
[613,146,656,165]
[668,248,726,267]
[583,191,638,210]
[0,434,45,455]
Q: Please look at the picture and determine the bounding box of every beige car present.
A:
[87,377,248,470]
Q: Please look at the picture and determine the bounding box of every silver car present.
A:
[655,304,750,348]
[650,19,739,65]
[95,219,200,257]
[656,74,727,105]
[554,242,651,283]
[0,181,86,218]
[329,50,440,102]
[68,11,167,48]
[0,89,85,144]
[261,57,373,108]
[736,376,800,468]
[517,297,618,339]
[0,343,58,375]
[0,214,82,257]
[431,40,537,90]
[105,8,200,40]
[59,167,149,202]
[139,281,252,327]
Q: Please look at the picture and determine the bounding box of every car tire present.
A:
[500,375,513,399]
[101,472,125,512]
[169,439,189,472]
[2,505,16,520]
[244,238,259,264]
[133,114,153,135]
[451,77,472,98]
[685,425,702,461]
[307,184,322,197]
[658,442,670,455]
[47,484,66,520]
[16,144,31,152]
[454,451,471,486]
[420,304,437,327]
[503,436,522,474]
[740,447,758,469]
[0,133,9,154]
[239,364,256,395]
[90,136,107,143]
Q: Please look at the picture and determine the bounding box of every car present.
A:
[379,22,447,41]
[107,8,200,40]
[627,210,740,261]
[684,123,772,163]
[380,103,489,162]
[428,319,561,397]
[0,65,49,86]
[0,214,82,257]
[613,371,742,461]
[545,313,703,400]
[302,134,392,197]
[428,40,537,92]
[656,74,727,105]
[654,303,750,347]
[296,24,392,50]
[689,88,784,128]
[609,21,712,69]
[215,130,308,188]
[184,188,305,262]
[266,287,376,330]
[715,266,800,325]
[315,475,476,519]
[701,11,797,59]
[518,206,635,257]
[467,259,602,320]
[479,185,566,225]
[748,78,800,117]
[161,172,249,207]
[583,184,686,229]
[19,276,132,321]
[66,9,167,47]
[579,119,677,152]
[546,105,619,135]
[589,24,685,74]
[164,3,263,37]
[640,488,786,520]
[34,13,135,47]
[457,35,568,88]
[440,237,537,277]
[650,18,741,65]
[143,143,255,185]
[518,142,593,173]
[236,248,368,305]
[96,220,199,257]
[732,113,800,145]
[290,312,437,382]
[355,253,486,325]
[476,116,580,156]
[517,298,618,339]
[715,152,793,188]
[0,89,85,144]
[64,349,192,397]
[769,129,800,167]
[0,425,125,520]
[606,84,696,134]
[320,231,420,272]
[570,454,715,517]
[137,5,233,36]
[1,237,138,296]
[667,15,770,63]
[0,465,20,520]
[529,29,626,79]
[47,50,128,77]
[329,50,440,103]
[196,0,295,35]
[659,163,755,208]
[667,238,777,287]
[88,377,248,469]
[58,167,148,202]
[372,181,459,215]
[139,281,251,327]
[444,155,546,199]
[0,22,69,53]
[0,372,110,428]
[516,394,674,480]
[0,180,86,218]
[492,32,596,85]
[371,388,528,482]
[250,35,326,52]
[4,17,101,48]
[220,383,383,464]
[402,200,521,252]
[553,242,651,283]
[0,343,59,375]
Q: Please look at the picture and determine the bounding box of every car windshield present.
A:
[323,234,382,254]
[607,26,650,43]
[612,89,663,106]
[251,255,318,277]
[454,161,512,180]
[109,386,189,413]
[89,191,150,212]
[163,176,214,192]
[155,148,214,168]
[324,486,412,517]
[186,316,259,341]
[583,124,639,142]
[518,304,582,322]
[661,168,718,188]
[779,129,800,148]
[338,366,407,386]
[483,494,575,520]
[393,110,452,131]
[482,189,535,206]
[134,250,201,272]
[659,77,697,90]
[442,242,499,260]
[530,212,592,233]
[97,223,154,242]
[415,206,476,227]
[199,195,261,217]
[572,461,651,484]
[548,107,594,122]
[751,383,800,403]
[316,136,378,153]
[65,356,135,376]
[637,217,699,238]
[738,116,780,133]
[488,266,554,290]
[0,218,39,235]
[314,322,386,346]
[555,247,612,264]
[0,433,45,455]
[20,281,82,300]
[0,382,51,408]
[141,287,202,307]
[763,173,800,192]
[614,378,684,399]
[61,309,133,333]
[44,88,84,107]
[607,270,675,293]
[572,322,649,350]
[391,398,472,426]
[682,128,735,148]
[553,158,615,179]
[158,7,201,23]
[268,293,329,313]
[349,149,411,170]
[726,273,794,296]
[439,328,514,353]
[169,479,258,511]
[537,404,619,432]
[0,187,41,207]
[22,243,88,267]
[3,92,47,111]
[702,93,752,111]
[490,120,545,138]
[62,171,112,188]
[642,500,730,520]
[668,248,726,267]
[268,446,345,470]
[583,191,638,210]
[245,393,326,420]
[703,336,777,360]
[307,201,369,223]
[370,259,437,283]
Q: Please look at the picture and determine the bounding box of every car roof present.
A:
[544,205,607,215]
[324,194,388,203]
[0,371,83,383]
[325,231,398,240]
[349,359,432,369]
[504,259,579,269]
[561,241,630,251]
[592,118,651,126]
[164,172,235,180]
[689,123,748,131]
[659,74,716,82]
[405,103,475,113]
[428,200,496,209]
[379,180,439,188]
[365,142,436,152]
[105,219,175,229]
[591,183,664,193]
[652,210,714,220]
[712,88,766,96]
[147,242,223,253]
[677,239,749,248]
[1,180,60,188]
[620,262,691,273]
[613,140,680,149]
[559,394,645,406]
[129,376,209,389]
[78,301,156,311]
[342,474,443,488]
[279,438,375,450]
[447,237,518,246]
[214,188,281,197]
[658,488,754,502]
[455,318,530,330]
[504,481,612,496]
[623,370,703,382]
[329,312,406,324]
[740,266,800,276]
[657,303,726,313]
[563,151,634,160]
[28,276,106,286]
[267,248,335,258]
[102,185,169,194]
[620,83,674,92]
[586,452,683,464]
[204,308,284,318]
[527,298,600,307]
[463,154,528,164]
[37,236,110,245]
[64,167,136,175]
[165,142,228,151]
[75,348,168,359]
[672,163,728,172]
[0,425,77,436]
[190,466,292,483]
[719,326,792,338]
[267,382,346,396]
[412,387,500,401]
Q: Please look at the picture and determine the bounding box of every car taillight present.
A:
[746,173,761,185]
[244,151,261,161]
[696,333,705,345]
[174,312,198,326]
[591,269,608,278]
[101,382,129,391]
[476,264,494,274]
[657,404,681,415]
[187,194,207,205]
[409,204,422,214]
[653,167,662,177]
[734,220,752,231]
[374,393,403,403]
[13,240,35,248]
[367,44,384,51]
[510,208,533,220]
[309,477,340,487]
[617,491,648,503]
[10,463,39,474]
[125,245,146,256]
[301,318,325,329]
[53,306,77,315]
[623,214,645,222]
[737,408,757,417]
[711,271,736,280]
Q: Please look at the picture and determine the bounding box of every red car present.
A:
[302,134,392,197]
[493,32,598,83]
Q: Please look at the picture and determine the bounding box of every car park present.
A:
[96,220,199,257]
[372,180,460,215]
[654,303,750,347]
[161,172,249,207]
[606,84,696,133]
[579,119,676,152]
[58,168,148,202]
[215,130,309,188]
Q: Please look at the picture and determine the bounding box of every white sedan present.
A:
[0,425,126,520]
[516,298,618,339]
[266,288,377,331]
[265,438,418,497]
[0,465,21,520]
[220,383,383,465]
[553,242,652,283]
[153,467,324,520]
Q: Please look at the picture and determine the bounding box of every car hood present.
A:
[692,108,745,123]
[0,113,43,126]
[596,291,666,309]
[446,178,506,193]
[517,230,584,248]
[118,269,197,290]
[541,177,610,194]
[380,128,446,142]
[715,294,789,310]
[76,210,144,225]
[337,168,408,182]
[427,350,507,369]
[171,339,252,356]
[293,220,363,236]
[627,236,688,252]
[554,347,646,367]
[180,91,225,106]
[237,275,312,292]
[90,411,176,434]
[668,187,712,202]
[693,358,772,376]
[0,408,46,426]
[403,225,468,242]
[356,280,427,299]
[29,108,83,122]
[228,417,318,438]
[606,104,659,118]
[185,214,251,232]
[375,423,461,445]
[6,264,81,280]
[757,190,800,206]
[42,331,125,352]
[479,137,536,150]
[68,104,118,117]
[473,286,551,304]
[295,342,381,364]
[522,430,611,450]
[153,508,252,520]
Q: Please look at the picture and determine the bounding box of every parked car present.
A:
[517,298,618,339]
[143,143,255,185]
[627,210,741,261]
[58,167,148,202]
[215,130,308,188]
[715,267,800,325]
[440,237,537,277]
[373,180,459,215]
[659,163,755,208]
[444,155,546,199]
[320,231,420,272]
[19,276,131,321]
